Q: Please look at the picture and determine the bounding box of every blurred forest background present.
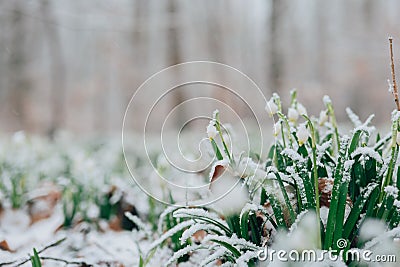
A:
[1,0,400,136]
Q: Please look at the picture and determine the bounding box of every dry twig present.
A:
[0,237,91,267]
[389,37,400,111]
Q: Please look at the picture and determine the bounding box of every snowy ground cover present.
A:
[1,90,400,266]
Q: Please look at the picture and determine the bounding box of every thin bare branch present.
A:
[389,37,400,111]
[0,238,67,267]
[39,257,92,266]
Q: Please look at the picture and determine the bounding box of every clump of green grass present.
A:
[30,248,42,267]
[149,38,400,265]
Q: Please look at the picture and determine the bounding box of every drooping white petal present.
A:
[207,120,218,139]
[297,103,307,115]
[296,124,309,146]
[273,122,282,136]
[288,107,299,122]
[265,99,278,116]
[318,110,329,125]
[396,131,400,146]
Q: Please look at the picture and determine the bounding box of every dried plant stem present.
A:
[389,37,400,111]
[0,238,67,267]
[39,257,91,266]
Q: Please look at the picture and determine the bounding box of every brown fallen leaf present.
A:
[0,240,15,252]
[27,183,61,224]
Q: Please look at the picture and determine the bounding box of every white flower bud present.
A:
[273,122,281,136]
[319,110,329,125]
[296,124,309,146]
[288,107,299,122]
[397,131,400,146]
[265,99,278,116]
[297,103,307,115]
[323,95,332,106]
[212,109,219,120]
[207,120,218,139]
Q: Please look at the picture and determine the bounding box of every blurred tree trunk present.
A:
[314,1,326,83]
[167,0,185,127]
[133,0,147,74]
[8,3,30,130]
[363,0,374,27]
[41,0,66,138]
[207,2,228,107]
[269,0,284,92]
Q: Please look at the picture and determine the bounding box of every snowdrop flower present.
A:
[323,95,332,106]
[296,124,309,146]
[319,110,329,125]
[211,174,248,216]
[288,107,299,122]
[209,159,229,183]
[212,109,219,120]
[273,122,281,137]
[207,120,218,139]
[297,103,307,115]
[397,131,400,146]
[265,98,278,116]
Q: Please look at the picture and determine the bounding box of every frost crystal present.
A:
[236,251,257,266]
[203,234,258,250]
[288,210,309,234]
[317,139,332,162]
[149,220,194,250]
[344,160,355,172]
[165,244,203,266]
[345,107,362,127]
[392,109,400,122]
[342,160,354,182]
[158,205,180,232]
[394,200,400,209]
[200,247,227,266]
[124,212,151,234]
[282,148,306,162]
[384,185,399,198]
[351,147,382,164]
[180,223,220,244]
[388,79,394,93]
[353,114,375,135]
